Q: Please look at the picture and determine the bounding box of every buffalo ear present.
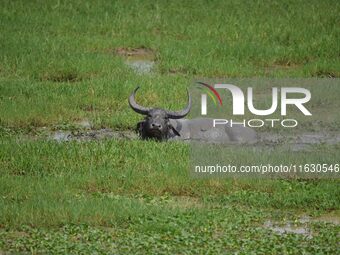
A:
[137,121,143,133]
[170,125,181,137]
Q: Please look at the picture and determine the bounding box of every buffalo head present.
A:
[128,87,191,140]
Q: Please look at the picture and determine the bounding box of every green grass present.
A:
[1,0,340,254]
[1,0,340,129]
[0,138,339,253]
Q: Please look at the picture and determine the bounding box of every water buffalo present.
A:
[128,87,257,143]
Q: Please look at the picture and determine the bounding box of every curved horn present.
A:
[128,86,151,115]
[166,88,191,119]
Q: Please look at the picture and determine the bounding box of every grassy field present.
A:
[0,0,340,254]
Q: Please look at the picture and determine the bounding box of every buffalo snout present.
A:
[151,122,162,129]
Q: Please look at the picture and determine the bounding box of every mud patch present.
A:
[312,70,338,78]
[50,129,138,142]
[115,47,155,58]
[312,213,340,225]
[258,132,340,151]
[40,71,83,83]
[49,129,340,147]
[52,131,72,142]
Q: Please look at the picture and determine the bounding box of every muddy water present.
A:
[264,220,312,237]
[263,214,339,237]
[259,132,340,145]
[125,59,155,74]
[49,126,340,149]
[258,132,340,151]
[47,118,340,146]
[115,47,156,74]
[51,129,137,142]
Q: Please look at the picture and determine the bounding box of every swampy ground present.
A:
[1,1,340,254]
